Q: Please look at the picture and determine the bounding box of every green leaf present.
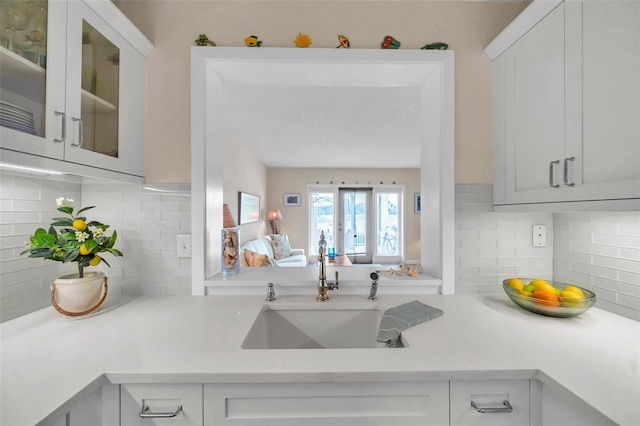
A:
[37,233,56,247]
[106,248,124,257]
[51,219,73,227]
[57,206,73,215]
[63,248,79,263]
[86,221,103,228]
[84,239,98,252]
[76,206,95,215]
[107,230,118,248]
[48,226,57,239]
[61,232,77,241]
[100,257,112,268]
[29,249,53,259]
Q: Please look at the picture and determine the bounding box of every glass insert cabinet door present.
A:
[64,2,122,166]
[0,0,66,158]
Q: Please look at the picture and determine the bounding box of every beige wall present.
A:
[267,168,420,260]
[115,1,527,184]
[223,132,269,242]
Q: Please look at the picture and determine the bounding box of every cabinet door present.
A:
[63,0,145,177]
[450,380,529,426]
[204,381,449,425]
[121,384,203,426]
[564,0,640,201]
[0,0,66,158]
[503,3,567,205]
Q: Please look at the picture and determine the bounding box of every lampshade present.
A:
[223,203,237,228]
[267,209,283,221]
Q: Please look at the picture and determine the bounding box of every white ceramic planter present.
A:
[51,271,108,317]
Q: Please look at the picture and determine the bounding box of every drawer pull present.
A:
[139,404,183,418]
[471,399,513,414]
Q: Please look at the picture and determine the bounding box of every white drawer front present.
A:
[121,384,203,426]
[205,381,449,426]
[450,379,530,426]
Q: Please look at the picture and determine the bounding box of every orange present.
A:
[532,290,560,307]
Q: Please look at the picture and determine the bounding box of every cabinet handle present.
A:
[53,111,65,144]
[139,404,183,418]
[563,156,575,187]
[70,117,83,148]
[548,160,560,188]
[471,399,513,414]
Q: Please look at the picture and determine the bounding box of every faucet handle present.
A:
[334,271,339,289]
[266,283,276,301]
[370,270,380,281]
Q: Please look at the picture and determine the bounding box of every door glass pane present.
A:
[81,19,119,157]
[0,0,47,136]
[310,192,334,253]
[376,192,400,256]
[342,190,370,260]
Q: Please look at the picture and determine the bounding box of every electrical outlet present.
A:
[532,225,546,248]
[177,234,191,258]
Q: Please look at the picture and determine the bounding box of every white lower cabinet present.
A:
[530,380,615,426]
[450,380,530,426]
[120,384,203,426]
[204,381,449,425]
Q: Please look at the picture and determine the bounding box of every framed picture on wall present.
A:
[238,192,260,224]
[284,193,301,207]
[414,193,421,214]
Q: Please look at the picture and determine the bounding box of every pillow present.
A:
[244,249,273,267]
[270,233,292,260]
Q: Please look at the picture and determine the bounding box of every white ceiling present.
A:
[213,56,434,169]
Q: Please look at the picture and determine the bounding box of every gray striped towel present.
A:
[376,300,443,347]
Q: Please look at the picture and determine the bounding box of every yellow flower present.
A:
[294,33,312,48]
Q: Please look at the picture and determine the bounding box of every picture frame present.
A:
[238,192,260,224]
[414,193,421,214]
[284,193,301,207]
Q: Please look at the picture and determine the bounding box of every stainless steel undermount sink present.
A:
[242,305,404,349]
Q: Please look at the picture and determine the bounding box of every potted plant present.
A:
[21,197,123,316]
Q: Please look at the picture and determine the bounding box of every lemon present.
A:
[72,219,87,231]
[89,255,101,266]
[523,284,536,293]
[560,290,585,307]
[529,279,555,293]
[506,278,524,291]
[564,285,585,298]
[79,244,91,256]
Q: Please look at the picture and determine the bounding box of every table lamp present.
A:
[267,209,283,234]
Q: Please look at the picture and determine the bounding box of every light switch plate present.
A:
[177,234,191,258]
[532,225,546,247]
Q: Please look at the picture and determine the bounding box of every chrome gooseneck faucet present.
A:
[317,231,339,301]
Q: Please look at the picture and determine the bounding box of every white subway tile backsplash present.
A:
[554,211,640,321]
[0,175,191,322]
[455,185,553,294]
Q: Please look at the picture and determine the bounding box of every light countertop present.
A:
[1,293,639,425]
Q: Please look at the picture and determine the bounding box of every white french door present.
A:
[309,186,403,264]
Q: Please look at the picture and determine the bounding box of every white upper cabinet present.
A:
[0,0,152,180]
[489,0,640,210]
